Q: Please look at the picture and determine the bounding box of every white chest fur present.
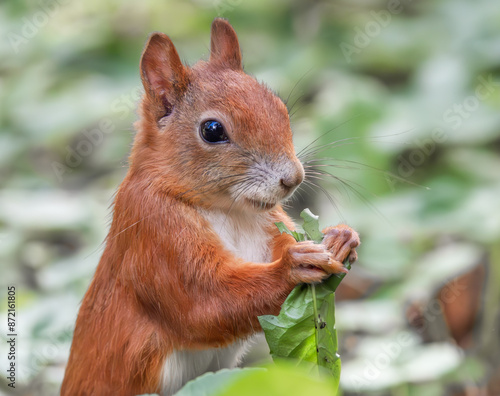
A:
[160,340,249,396]
[202,209,272,263]
[160,210,272,395]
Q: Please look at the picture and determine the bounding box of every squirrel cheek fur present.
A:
[61,18,359,396]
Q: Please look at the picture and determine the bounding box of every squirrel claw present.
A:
[322,224,360,265]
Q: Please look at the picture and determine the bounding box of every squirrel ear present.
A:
[140,32,188,117]
[209,18,242,70]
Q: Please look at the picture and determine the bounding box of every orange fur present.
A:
[61,18,358,396]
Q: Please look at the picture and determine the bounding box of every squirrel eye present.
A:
[200,120,229,144]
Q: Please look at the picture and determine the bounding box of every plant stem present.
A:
[311,283,321,374]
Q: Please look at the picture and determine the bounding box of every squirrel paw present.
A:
[286,241,347,284]
[321,224,360,265]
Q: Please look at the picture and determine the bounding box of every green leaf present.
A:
[217,362,338,396]
[173,368,265,396]
[300,208,323,243]
[275,221,293,237]
[274,221,305,242]
[258,284,341,391]
[260,209,350,394]
[322,260,352,293]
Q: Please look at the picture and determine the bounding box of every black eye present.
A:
[200,120,229,144]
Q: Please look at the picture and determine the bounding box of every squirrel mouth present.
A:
[246,198,276,211]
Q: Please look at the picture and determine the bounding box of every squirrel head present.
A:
[133,18,304,213]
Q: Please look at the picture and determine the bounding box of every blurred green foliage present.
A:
[1,0,499,395]
[165,364,338,396]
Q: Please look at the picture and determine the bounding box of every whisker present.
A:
[289,102,307,119]
[222,178,259,226]
[299,128,415,160]
[297,129,418,221]
[284,68,312,109]
[307,167,390,223]
[304,159,429,190]
[302,179,342,219]
[308,168,379,200]
[304,170,351,201]
[296,115,363,158]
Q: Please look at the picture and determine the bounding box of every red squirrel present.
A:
[61,18,360,396]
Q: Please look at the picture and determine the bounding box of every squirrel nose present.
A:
[280,169,304,193]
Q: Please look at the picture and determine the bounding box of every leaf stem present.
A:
[311,283,321,374]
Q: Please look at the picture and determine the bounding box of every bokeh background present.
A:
[1,0,500,395]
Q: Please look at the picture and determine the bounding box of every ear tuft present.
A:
[210,18,242,70]
[140,32,188,118]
